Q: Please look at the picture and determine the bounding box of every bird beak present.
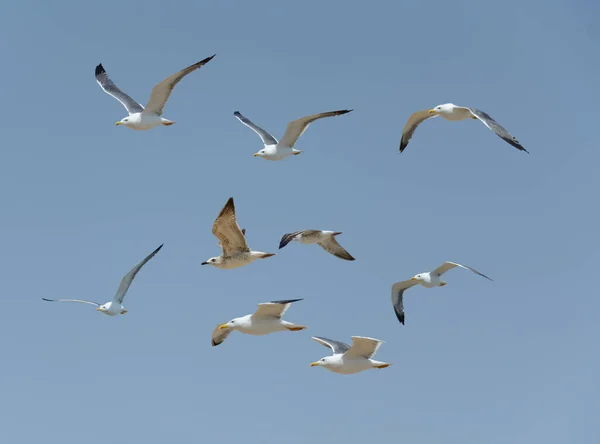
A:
[428,109,436,114]
[201,261,208,265]
[411,277,417,281]
[96,307,102,311]
[253,153,260,157]
[310,362,320,367]
[218,324,229,330]
[115,121,122,125]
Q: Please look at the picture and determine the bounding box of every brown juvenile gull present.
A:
[399,103,528,153]
[202,197,275,270]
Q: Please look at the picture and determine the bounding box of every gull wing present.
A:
[95,64,145,115]
[317,236,355,261]
[311,336,351,355]
[278,230,320,249]
[391,279,419,325]
[253,299,303,318]
[112,244,163,304]
[144,54,216,115]
[279,109,353,148]
[468,108,528,153]
[211,325,233,347]
[233,111,278,145]
[432,261,493,281]
[42,298,101,307]
[399,109,437,152]
[344,336,383,359]
[212,197,250,256]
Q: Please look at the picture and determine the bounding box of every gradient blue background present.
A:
[0,0,598,442]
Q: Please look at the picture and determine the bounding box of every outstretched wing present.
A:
[113,244,164,304]
[95,64,145,114]
[144,54,216,115]
[317,236,355,261]
[391,279,419,325]
[468,108,528,153]
[254,299,303,318]
[279,110,353,148]
[211,325,233,347]
[233,111,278,145]
[399,109,437,152]
[345,336,383,359]
[311,336,351,355]
[212,197,250,256]
[41,298,101,307]
[278,230,320,249]
[432,261,493,281]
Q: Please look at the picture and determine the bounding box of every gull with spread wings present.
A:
[278,230,355,261]
[399,103,528,153]
[202,197,275,270]
[233,109,353,160]
[391,261,492,325]
[310,336,390,375]
[211,299,306,347]
[95,54,215,130]
[42,244,163,316]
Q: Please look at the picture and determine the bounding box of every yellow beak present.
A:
[253,153,260,157]
[96,307,102,311]
[411,277,417,281]
[218,323,229,330]
[115,122,122,125]
[428,109,436,114]
[310,362,320,367]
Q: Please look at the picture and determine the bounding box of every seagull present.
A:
[310,336,390,375]
[278,230,355,261]
[202,197,275,269]
[95,54,215,130]
[399,103,528,153]
[233,109,353,160]
[41,244,163,316]
[211,299,306,347]
[391,261,492,325]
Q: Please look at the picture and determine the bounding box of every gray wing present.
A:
[254,298,303,318]
[432,261,493,281]
[211,325,233,347]
[279,109,353,148]
[391,279,419,325]
[468,108,528,153]
[41,298,101,307]
[112,244,164,304]
[317,236,355,261]
[278,230,320,249]
[95,64,145,114]
[233,111,278,145]
[345,336,383,359]
[399,109,437,152]
[311,336,351,355]
[144,54,216,115]
[212,197,250,256]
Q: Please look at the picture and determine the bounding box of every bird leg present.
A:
[439,282,447,287]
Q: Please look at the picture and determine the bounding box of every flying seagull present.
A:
[310,336,391,375]
[233,109,353,160]
[399,103,528,153]
[42,244,163,316]
[211,299,306,347]
[278,230,355,261]
[95,54,215,130]
[202,197,275,270]
[391,261,492,325]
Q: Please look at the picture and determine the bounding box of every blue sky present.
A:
[0,0,598,442]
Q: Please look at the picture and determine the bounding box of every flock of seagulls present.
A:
[43,53,527,375]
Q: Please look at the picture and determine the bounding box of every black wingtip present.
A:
[41,298,52,302]
[399,142,407,153]
[278,234,292,250]
[211,340,219,347]
[233,111,241,116]
[95,64,105,77]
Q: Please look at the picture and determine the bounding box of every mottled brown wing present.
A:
[212,197,249,256]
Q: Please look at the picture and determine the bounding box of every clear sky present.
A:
[0,0,598,443]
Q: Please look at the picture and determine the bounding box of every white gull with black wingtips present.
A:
[391,261,493,325]
[211,299,306,347]
[42,244,163,316]
[310,336,391,375]
[202,197,275,270]
[279,230,355,261]
[399,103,528,153]
[234,109,353,160]
[95,54,215,130]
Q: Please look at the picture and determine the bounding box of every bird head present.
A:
[201,257,221,266]
[429,103,455,115]
[96,304,109,313]
[253,149,266,158]
[310,357,331,368]
[411,273,425,282]
[115,117,130,126]
[218,319,238,330]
